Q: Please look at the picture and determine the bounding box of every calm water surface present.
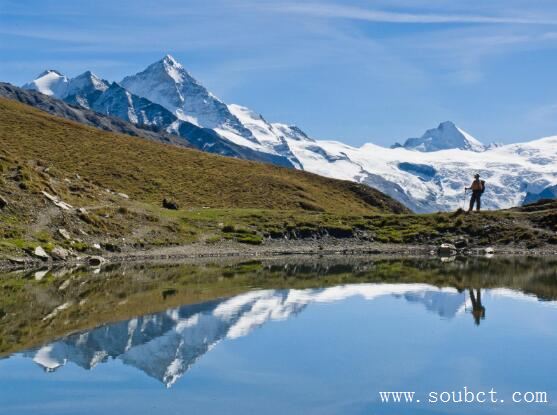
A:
[0,257,556,414]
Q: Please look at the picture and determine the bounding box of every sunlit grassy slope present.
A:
[0,97,406,214]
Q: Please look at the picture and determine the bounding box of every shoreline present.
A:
[1,238,556,272]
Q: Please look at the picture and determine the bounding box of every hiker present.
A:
[465,174,485,212]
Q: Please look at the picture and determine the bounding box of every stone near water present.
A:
[87,256,106,266]
[438,243,457,256]
[454,238,468,249]
[50,246,69,261]
[33,246,50,260]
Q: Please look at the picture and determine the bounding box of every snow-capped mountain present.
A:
[22,69,173,127]
[23,284,471,387]
[21,56,557,212]
[121,55,254,139]
[393,121,486,152]
[22,69,69,97]
[22,63,295,168]
[64,71,109,109]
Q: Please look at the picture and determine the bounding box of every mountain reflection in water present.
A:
[23,283,553,387]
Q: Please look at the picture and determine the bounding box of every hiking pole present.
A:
[462,188,467,210]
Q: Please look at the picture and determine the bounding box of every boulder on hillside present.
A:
[162,198,179,210]
[58,228,71,240]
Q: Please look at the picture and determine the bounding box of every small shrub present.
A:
[222,224,235,233]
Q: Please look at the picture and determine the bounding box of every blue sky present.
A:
[2,0,557,146]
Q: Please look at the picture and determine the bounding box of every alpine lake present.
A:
[1,255,556,415]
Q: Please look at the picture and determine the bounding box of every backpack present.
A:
[480,180,486,194]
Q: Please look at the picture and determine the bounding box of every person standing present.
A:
[465,174,485,212]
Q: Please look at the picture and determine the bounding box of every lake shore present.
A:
[2,238,556,272]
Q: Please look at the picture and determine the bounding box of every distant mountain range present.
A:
[19,55,557,212]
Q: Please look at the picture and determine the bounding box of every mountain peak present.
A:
[76,70,94,78]
[162,54,179,66]
[37,69,64,78]
[66,71,109,95]
[120,57,254,139]
[401,121,485,152]
[438,120,456,129]
[22,69,69,97]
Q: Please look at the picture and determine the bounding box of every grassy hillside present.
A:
[0,97,554,260]
[0,97,405,214]
[0,97,409,257]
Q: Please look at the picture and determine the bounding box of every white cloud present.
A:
[263,3,557,25]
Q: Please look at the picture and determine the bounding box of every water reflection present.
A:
[469,289,486,325]
[2,256,557,415]
[20,283,553,387]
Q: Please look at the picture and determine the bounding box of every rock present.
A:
[102,242,121,252]
[0,195,7,209]
[117,192,129,199]
[93,243,101,250]
[34,269,49,280]
[86,256,106,266]
[162,198,179,210]
[7,257,26,264]
[50,246,69,261]
[484,247,495,256]
[41,191,73,210]
[58,228,71,240]
[33,246,50,261]
[438,243,457,256]
[454,238,468,249]
[58,279,71,291]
